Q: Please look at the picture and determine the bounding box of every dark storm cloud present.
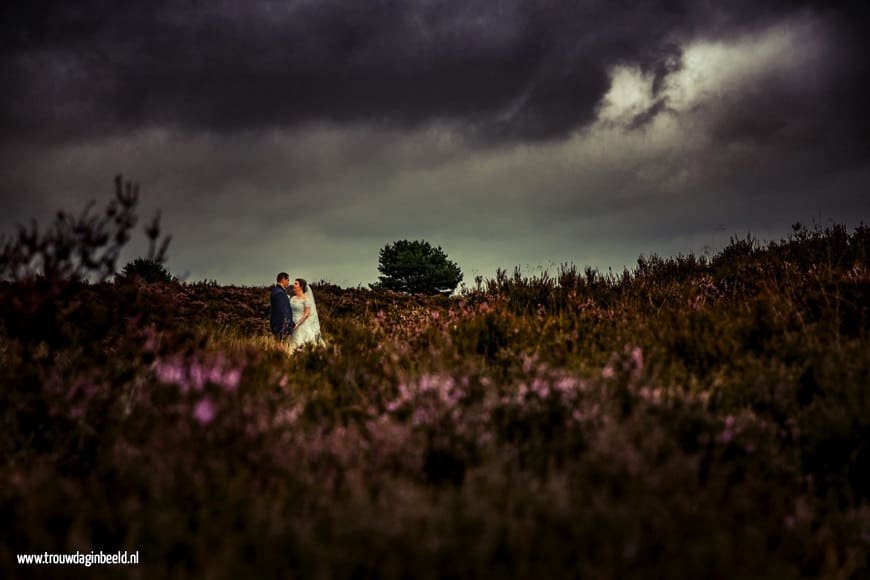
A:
[2,1,869,286]
[704,13,870,167]
[5,0,866,147]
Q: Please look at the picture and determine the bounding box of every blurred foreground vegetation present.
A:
[1,217,868,578]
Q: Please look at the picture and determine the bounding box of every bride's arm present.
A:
[295,304,311,328]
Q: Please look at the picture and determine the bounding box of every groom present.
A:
[270,272,294,339]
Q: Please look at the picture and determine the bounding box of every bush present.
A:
[0,175,141,283]
[118,257,174,283]
[375,239,463,295]
[0,175,170,349]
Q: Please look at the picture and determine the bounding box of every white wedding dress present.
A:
[289,287,323,347]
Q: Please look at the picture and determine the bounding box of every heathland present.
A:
[1,215,868,578]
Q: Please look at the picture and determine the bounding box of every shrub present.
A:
[0,175,141,283]
[118,257,175,283]
[0,175,169,348]
[375,239,463,295]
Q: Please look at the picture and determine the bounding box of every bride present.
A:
[289,278,323,348]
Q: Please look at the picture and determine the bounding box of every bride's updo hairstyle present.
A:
[296,278,308,293]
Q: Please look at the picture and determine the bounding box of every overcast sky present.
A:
[2,0,869,286]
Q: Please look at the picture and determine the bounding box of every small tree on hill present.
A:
[119,257,174,283]
[117,208,173,283]
[376,240,462,295]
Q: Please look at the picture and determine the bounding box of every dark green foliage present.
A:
[119,257,175,283]
[376,239,463,295]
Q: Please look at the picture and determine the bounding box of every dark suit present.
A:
[270,284,293,338]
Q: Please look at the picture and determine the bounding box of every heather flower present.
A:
[630,347,644,371]
[718,415,737,443]
[222,368,242,392]
[208,361,226,385]
[193,397,216,425]
[411,407,433,427]
[522,356,535,374]
[153,355,245,393]
[531,378,550,399]
[517,382,529,399]
[638,386,662,404]
[383,374,465,427]
[143,329,159,352]
[189,363,206,391]
[572,404,600,423]
[274,404,303,427]
[553,377,574,393]
[553,376,584,397]
[154,359,188,390]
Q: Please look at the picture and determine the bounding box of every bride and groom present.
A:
[270,272,322,347]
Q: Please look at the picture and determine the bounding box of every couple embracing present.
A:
[270,272,322,347]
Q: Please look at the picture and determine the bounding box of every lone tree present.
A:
[118,257,174,283]
[376,240,463,295]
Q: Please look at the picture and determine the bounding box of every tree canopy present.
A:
[118,257,174,283]
[376,240,462,295]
